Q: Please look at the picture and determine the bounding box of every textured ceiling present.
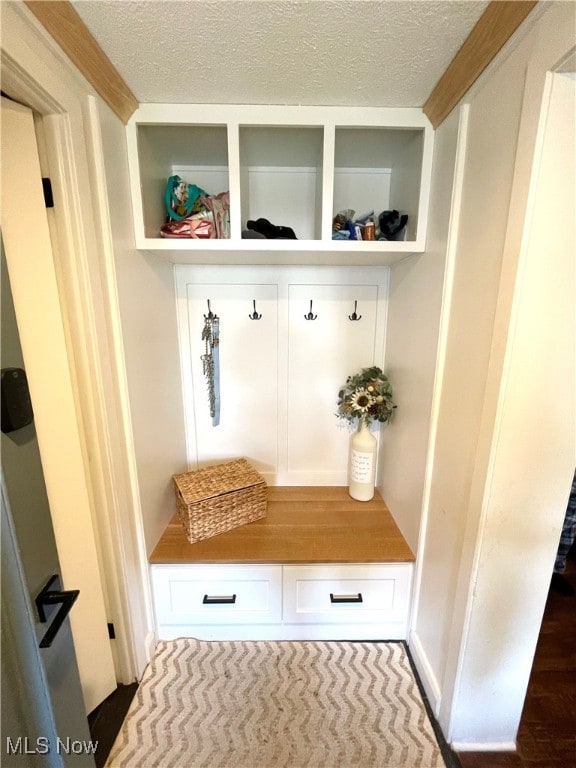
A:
[71,0,490,107]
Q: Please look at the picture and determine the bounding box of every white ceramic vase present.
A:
[348,418,377,501]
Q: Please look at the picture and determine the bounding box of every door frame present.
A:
[1,5,154,684]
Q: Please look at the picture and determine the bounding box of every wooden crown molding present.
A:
[24,0,537,129]
[24,0,138,124]
[424,1,539,128]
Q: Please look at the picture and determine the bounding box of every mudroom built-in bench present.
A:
[150,486,415,642]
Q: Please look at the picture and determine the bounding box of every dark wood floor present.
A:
[88,682,138,768]
[458,547,576,768]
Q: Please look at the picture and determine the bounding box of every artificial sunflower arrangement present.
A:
[337,366,396,427]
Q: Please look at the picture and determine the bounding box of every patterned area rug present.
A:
[106,639,446,768]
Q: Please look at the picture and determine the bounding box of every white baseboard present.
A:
[156,623,408,642]
[408,629,442,716]
[452,742,517,752]
[408,631,519,754]
[143,631,157,666]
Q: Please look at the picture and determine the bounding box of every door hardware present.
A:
[35,574,80,648]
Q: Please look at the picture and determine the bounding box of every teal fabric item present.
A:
[164,176,207,221]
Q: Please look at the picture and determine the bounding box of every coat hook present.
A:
[304,300,317,321]
[249,299,262,320]
[204,299,217,320]
[349,300,362,321]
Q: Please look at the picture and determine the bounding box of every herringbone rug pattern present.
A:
[106,638,446,768]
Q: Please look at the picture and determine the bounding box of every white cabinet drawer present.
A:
[283,564,411,625]
[151,565,282,626]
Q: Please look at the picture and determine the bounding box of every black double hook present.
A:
[304,300,317,321]
[349,301,362,321]
[249,300,262,320]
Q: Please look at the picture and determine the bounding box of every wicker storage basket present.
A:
[173,458,267,543]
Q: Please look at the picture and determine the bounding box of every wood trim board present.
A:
[23,0,138,124]
[424,1,539,128]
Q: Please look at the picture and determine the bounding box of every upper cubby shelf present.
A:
[126,105,434,265]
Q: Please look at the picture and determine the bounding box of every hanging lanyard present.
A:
[211,318,220,427]
[201,304,220,427]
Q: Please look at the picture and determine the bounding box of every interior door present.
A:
[0,97,116,713]
[1,243,96,766]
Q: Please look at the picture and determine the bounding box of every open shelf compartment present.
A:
[239,126,324,241]
[135,123,230,240]
[333,127,425,243]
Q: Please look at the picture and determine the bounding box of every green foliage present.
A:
[336,366,396,426]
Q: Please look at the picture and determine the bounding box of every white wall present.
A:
[447,65,575,747]
[412,27,529,711]
[176,266,390,486]
[97,110,188,555]
[380,108,460,553]
[407,1,576,747]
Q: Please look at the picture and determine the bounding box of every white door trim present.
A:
[2,94,117,711]
[81,94,156,679]
[1,6,154,684]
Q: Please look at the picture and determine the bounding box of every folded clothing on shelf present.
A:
[160,177,230,239]
[246,218,297,239]
[160,213,215,239]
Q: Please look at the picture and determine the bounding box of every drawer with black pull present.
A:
[282,564,411,625]
[151,565,282,628]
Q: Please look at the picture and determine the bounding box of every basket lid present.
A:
[173,458,265,503]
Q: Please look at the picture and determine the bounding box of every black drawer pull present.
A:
[202,594,237,605]
[330,592,363,604]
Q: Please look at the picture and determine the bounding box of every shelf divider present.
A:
[321,122,336,242]
[226,121,242,241]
